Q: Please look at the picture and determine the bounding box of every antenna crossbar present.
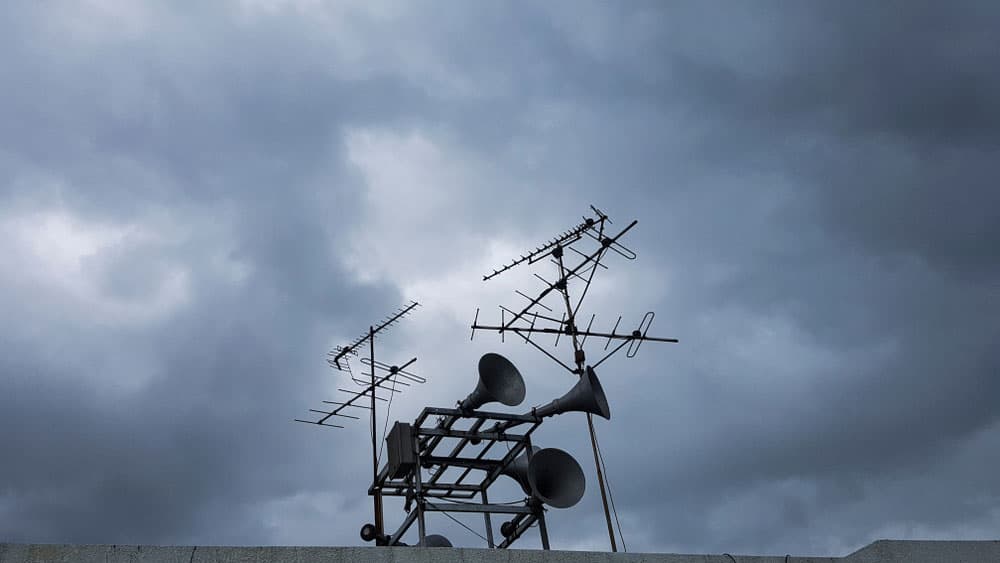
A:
[482,216,604,281]
[299,357,418,427]
[327,301,419,370]
[498,219,638,331]
[469,323,678,344]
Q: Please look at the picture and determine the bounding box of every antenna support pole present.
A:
[469,208,677,552]
[587,414,617,552]
[370,325,385,541]
[554,249,618,552]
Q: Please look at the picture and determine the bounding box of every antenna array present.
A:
[296,301,422,542]
[470,205,678,552]
[294,206,677,551]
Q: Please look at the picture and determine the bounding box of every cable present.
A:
[441,510,489,543]
[376,373,399,466]
[594,429,627,552]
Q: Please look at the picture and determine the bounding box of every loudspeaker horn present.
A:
[418,534,452,547]
[499,446,538,496]
[459,353,526,412]
[499,446,586,509]
[532,366,610,420]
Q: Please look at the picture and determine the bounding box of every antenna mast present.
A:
[470,206,678,551]
[296,300,422,541]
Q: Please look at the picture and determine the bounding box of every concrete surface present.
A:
[1,541,998,563]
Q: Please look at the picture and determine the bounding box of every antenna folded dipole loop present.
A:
[626,312,655,358]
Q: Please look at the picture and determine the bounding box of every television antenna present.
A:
[296,300,421,542]
[470,206,678,551]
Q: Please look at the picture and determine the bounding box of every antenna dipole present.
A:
[470,206,678,552]
[328,301,420,371]
[482,217,596,281]
[296,300,421,543]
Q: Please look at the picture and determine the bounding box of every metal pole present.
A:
[554,249,618,552]
[370,326,385,540]
[587,413,616,551]
[482,488,495,548]
[537,508,550,550]
[415,451,426,544]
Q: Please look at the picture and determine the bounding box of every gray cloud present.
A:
[1,0,998,556]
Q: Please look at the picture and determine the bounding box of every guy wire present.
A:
[594,429,628,552]
[441,510,489,543]
[376,370,399,465]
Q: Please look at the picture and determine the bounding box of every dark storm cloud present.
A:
[542,1,1000,555]
[1,0,998,556]
[0,0,401,545]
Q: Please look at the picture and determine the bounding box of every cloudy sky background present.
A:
[2,0,999,556]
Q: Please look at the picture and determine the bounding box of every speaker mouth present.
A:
[418,534,453,547]
[585,366,611,419]
[478,353,526,407]
[528,448,586,509]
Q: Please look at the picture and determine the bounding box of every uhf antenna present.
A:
[470,206,677,552]
[296,300,421,542]
[482,217,597,281]
[327,301,421,372]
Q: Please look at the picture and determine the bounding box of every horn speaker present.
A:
[459,353,526,412]
[418,534,452,547]
[500,446,586,509]
[533,366,610,419]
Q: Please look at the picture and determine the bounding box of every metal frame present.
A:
[371,407,551,549]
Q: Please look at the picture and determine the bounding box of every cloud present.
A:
[1,0,998,556]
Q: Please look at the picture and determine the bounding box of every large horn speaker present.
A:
[499,446,538,495]
[500,446,586,509]
[533,366,610,419]
[418,534,452,547]
[459,353,526,412]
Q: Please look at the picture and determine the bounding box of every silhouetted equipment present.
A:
[297,301,422,546]
[459,352,526,412]
[533,366,610,420]
[328,301,420,371]
[296,301,423,431]
[300,206,677,552]
[500,446,539,495]
[500,446,586,509]
[418,534,453,547]
[470,206,679,552]
[364,353,600,549]
[386,422,416,479]
[365,526,452,548]
[360,523,377,542]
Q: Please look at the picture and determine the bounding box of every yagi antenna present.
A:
[470,206,678,553]
[296,300,421,543]
[483,217,596,281]
[294,356,422,429]
[471,211,675,371]
[327,301,420,372]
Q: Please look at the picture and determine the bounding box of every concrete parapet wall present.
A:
[2,541,998,563]
[845,540,1000,563]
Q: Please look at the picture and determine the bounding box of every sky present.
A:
[1,0,999,557]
